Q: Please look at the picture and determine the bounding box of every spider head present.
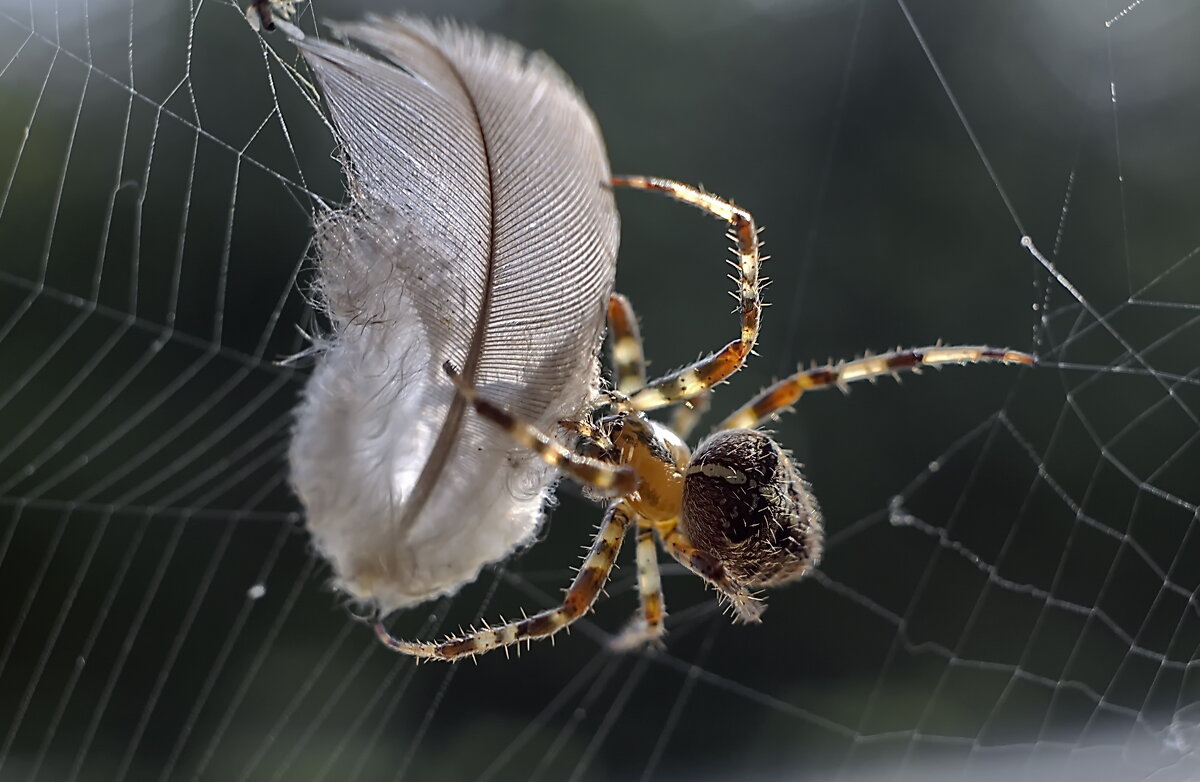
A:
[682,429,824,588]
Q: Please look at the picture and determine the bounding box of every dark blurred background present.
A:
[1,0,1199,780]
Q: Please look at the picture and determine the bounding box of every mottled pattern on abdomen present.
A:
[681,429,824,588]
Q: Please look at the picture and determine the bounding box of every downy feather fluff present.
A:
[287,17,619,614]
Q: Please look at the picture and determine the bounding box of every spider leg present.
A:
[612,175,762,411]
[559,419,606,443]
[718,344,1035,431]
[610,521,668,651]
[654,519,764,624]
[247,0,275,30]
[607,293,646,394]
[607,288,713,438]
[375,503,636,660]
[443,362,635,497]
[668,391,711,442]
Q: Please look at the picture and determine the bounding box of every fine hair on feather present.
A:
[286,16,620,613]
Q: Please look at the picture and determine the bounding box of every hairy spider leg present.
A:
[607,293,646,394]
[442,362,635,497]
[609,288,709,441]
[375,503,637,660]
[248,0,275,30]
[654,519,764,623]
[669,391,712,442]
[246,0,295,31]
[610,521,668,650]
[557,420,615,463]
[558,419,607,443]
[611,176,762,411]
[718,345,1036,431]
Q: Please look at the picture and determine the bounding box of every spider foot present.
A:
[608,616,667,653]
[723,590,766,624]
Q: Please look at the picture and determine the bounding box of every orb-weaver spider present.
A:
[374,175,1034,661]
[245,0,297,32]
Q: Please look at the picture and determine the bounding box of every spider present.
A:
[245,0,296,32]
[374,175,1034,661]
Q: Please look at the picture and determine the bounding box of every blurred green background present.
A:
[1,0,1199,779]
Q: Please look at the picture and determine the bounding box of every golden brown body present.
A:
[374,177,1034,661]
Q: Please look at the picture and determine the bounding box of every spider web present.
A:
[1,0,1199,780]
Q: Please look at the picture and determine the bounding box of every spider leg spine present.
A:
[611,525,669,651]
[608,293,647,393]
[373,504,635,661]
[610,176,763,411]
[442,362,635,496]
[655,519,763,623]
[718,344,1035,430]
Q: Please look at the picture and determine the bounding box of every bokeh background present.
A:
[2,0,1199,780]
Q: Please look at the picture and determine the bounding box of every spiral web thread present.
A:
[0,1,1198,780]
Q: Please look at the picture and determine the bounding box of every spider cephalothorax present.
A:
[374,175,1034,661]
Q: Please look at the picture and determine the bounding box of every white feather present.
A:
[287,18,619,613]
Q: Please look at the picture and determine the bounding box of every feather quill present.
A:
[287,17,619,613]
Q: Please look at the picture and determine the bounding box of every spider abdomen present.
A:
[682,430,824,588]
